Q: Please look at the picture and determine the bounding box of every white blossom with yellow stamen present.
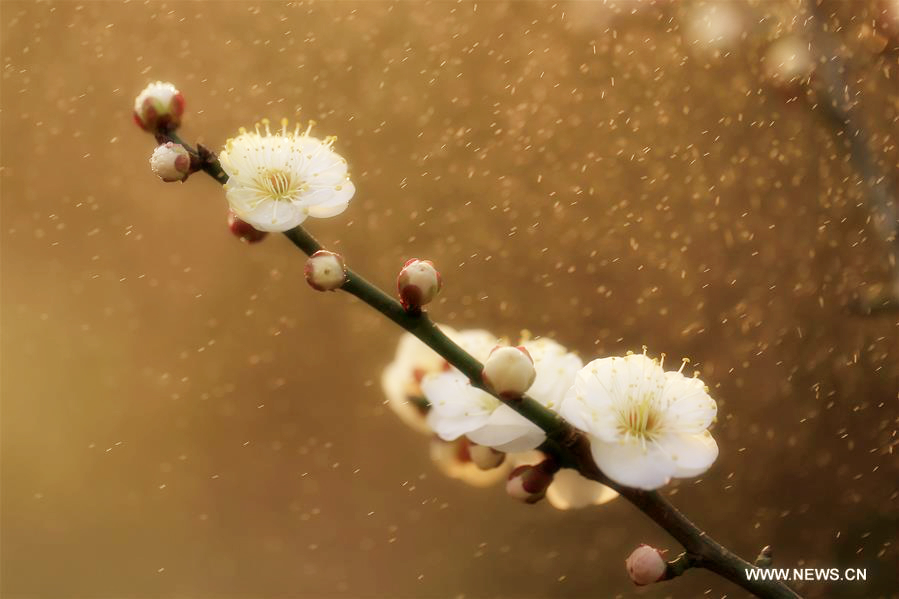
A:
[380,327,499,435]
[559,352,718,491]
[423,337,581,453]
[219,119,355,232]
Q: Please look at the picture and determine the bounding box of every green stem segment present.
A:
[151,129,800,599]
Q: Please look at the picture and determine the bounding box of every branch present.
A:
[804,1,899,314]
[148,129,800,599]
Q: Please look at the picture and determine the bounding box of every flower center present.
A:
[258,168,297,201]
[618,395,663,441]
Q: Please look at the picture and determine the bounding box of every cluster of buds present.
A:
[482,345,536,398]
[137,82,195,185]
[505,459,558,504]
[133,81,185,133]
[625,545,668,586]
[397,259,442,311]
[305,250,347,291]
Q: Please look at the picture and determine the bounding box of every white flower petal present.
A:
[466,404,546,452]
[657,431,719,478]
[546,468,618,510]
[220,121,355,231]
[522,338,583,410]
[429,439,510,487]
[453,329,500,363]
[305,200,349,219]
[559,379,620,443]
[423,372,496,441]
[661,372,717,434]
[590,437,675,491]
[380,362,431,435]
[304,181,355,218]
[381,327,458,435]
[235,198,307,232]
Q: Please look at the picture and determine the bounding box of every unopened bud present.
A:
[482,345,535,398]
[227,211,268,244]
[149,142,192,182]
[133,81,185,132]
[397,258,441,311]
[468,444,506,470]
[305,250,347,291]
[763,35,814,89]
[506,462,555,504]
[625,545,668,586]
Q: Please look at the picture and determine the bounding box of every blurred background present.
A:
[2,1,898,598]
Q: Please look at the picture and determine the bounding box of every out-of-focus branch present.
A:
[805,1,899,314]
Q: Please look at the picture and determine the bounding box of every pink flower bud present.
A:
[304,250,347,291]
[625,545,668,586]
[505,462,555,504]
[397,259,441,311]
[482,345,535,398]
[149,142,192,182]
[227,211,268,244]
[468,444,506,471]
[133,81,185,132]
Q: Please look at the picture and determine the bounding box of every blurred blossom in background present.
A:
[1,1,897,598]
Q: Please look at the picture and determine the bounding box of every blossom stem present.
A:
[151,127,800,599]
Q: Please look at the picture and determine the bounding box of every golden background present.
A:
[2,1,897,598]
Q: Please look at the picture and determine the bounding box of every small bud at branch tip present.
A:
[134,81,185,133]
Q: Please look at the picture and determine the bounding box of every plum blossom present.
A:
[380,328,497,434]
[423,337,581,453]
[218,118,355,232]
[381,328,456,434]
[545,468,618,510]
[559,352,719,491]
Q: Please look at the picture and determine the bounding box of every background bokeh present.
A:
[2,1,898,598]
